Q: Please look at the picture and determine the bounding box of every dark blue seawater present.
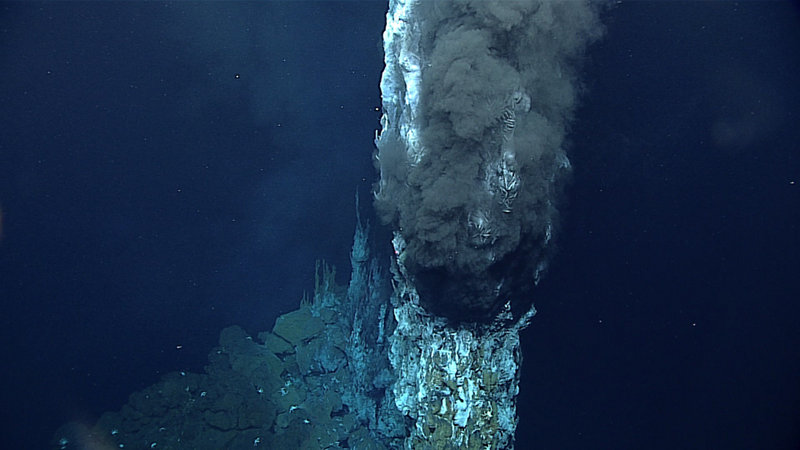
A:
[516,2,800,449]
[0,1,797,449]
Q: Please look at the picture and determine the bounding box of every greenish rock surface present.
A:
[272,306,324,346]
[258,330,294,355]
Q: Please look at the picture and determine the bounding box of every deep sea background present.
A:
[0,1,798,449]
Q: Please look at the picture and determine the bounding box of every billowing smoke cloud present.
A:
[375,0,604,320]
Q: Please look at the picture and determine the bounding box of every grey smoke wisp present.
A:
[375,0,604,320]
